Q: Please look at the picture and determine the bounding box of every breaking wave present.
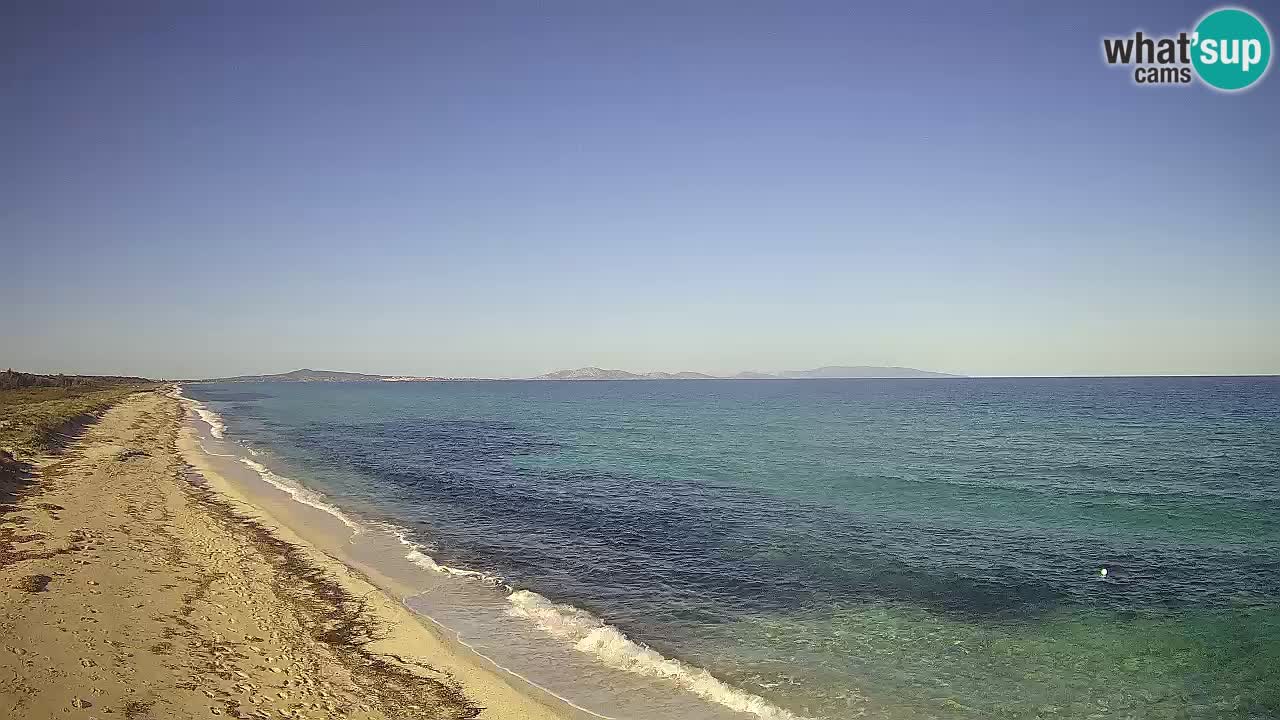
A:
[506,590,806,720]
[196,406,227,439]
[237,457,362,532]
[392,528,507,586]
[390,531,804,720]
[172,384,226,438]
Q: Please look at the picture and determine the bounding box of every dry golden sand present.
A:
[0,389,575,720]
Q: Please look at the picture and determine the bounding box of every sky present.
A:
[3,1,1278,379]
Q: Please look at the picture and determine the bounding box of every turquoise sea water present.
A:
[183,378,1280,719]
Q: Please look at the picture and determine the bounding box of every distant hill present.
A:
[776,366,963,379]
[532,366,962,380]
[642,371,720,380]
[199,368,394,383]
[534,367,642,380]
[532,367,722,380]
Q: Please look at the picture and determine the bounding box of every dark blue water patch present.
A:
[241,410,1280,622]
[294,418,561,464]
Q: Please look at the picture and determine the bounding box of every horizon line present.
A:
[8,367,1280,382]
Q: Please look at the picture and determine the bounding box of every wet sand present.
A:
[0,388,576,719]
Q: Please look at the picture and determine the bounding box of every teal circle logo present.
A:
[1192,8,1272,91]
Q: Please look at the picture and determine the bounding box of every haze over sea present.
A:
[184,377,1280,720]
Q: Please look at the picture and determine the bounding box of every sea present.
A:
[180,377,1280,720]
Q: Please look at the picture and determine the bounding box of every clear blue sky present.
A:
[4,1,1277,378]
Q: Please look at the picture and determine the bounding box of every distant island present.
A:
[191,366,964,383]
[534,368,719,381]
[531,365,964,380]
[767,365,963,379]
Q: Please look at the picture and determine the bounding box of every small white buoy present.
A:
[1099,567,1108,577]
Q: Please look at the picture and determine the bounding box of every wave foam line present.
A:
[399,595,617,720]
[171,385,226,439]
[388,527,805,720]
[508,591,807,720]
[238,457,362,533]
[196,407,227,439]
[196,442,239,459]
[390,528,508,587]
[170,387,357,533]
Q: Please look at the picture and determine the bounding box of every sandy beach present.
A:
[0,388,576,720]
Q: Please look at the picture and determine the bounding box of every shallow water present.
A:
[183,378,1280,719]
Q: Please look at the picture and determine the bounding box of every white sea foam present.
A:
[171,384,226,438]
[170,386,356,532]
[389,526,804,719]
[237,457,362,532]
[507,590,806,720]
[195,406,227,438]
[391,528,506,586]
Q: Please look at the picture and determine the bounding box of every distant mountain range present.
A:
[194,365,963,383]
[531,365,963,380]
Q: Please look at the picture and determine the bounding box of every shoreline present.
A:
[0,387,577,719]
[173,386,810,720]
[172,388,599,720]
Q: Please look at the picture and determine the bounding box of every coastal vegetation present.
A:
[0,370,156,461]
